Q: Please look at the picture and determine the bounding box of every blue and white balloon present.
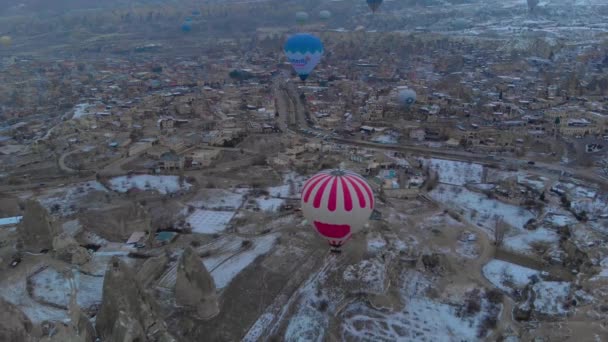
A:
[284,33,324,81]
[397,88,417,107]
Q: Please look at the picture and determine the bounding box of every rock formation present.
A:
[0,297,36,342]
[175,247,220,319]
[95,257,176,342]
[136,253,169,287]
[52,233,91,265]
[18,200,56,252]
[79,201,151,242]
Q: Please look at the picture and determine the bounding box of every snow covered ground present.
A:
[482,259,540,293]
[38,181,108,217]
[71,103,92,119]
[255,197,284,212]
[202,234,278,289]
[430,184,535,232]
[517,174,547,192]
[503,227,560,256]
[372,135,398,144]
[0,275,68,323]
[343,259,387,294]
[30,268,71,308]
[108,175,191,195]
[425,158,483,186]
[29,267,103,311]
[532,281,570,316]
[342,271,493,341]
[187,209,235,234]
[189,189,245,209]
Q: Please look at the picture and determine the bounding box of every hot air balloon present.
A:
[284,33,324,81]
[397,88,417,107]
[527,0,539,12]
[0,35,12,47]
[301,169,374,251]
[181,22,192,32]
[319,10,331,21]
[367,0,383,13]
[295,11,309,25]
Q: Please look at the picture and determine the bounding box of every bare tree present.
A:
[494,217,508,247]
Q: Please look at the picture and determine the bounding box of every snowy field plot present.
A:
[0,276,68,323]
[503,227,560,256]
[255,197,284,212]
[39,181,108,216]
[482,259,539,293]
[29,268,103,311]
[342,271,490,341]
[425,158,483,186]
[202,234,277,289]
[187,209,235,234]
[517,174,548,192]
[430,184,535,231]
[30,268,71,308]
[532,281,570,316]
[544,214,576,228]
[372,135,398,144]
[108,175,191,194]
[189,189,245,209]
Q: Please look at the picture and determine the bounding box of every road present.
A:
[273,78,607,188]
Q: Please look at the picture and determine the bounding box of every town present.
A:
[0,0,607,341]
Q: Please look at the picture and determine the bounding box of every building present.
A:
[158,151,184,170]
[409,128,426,141]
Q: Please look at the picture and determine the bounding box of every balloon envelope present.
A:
[398,88,417,107]
[301,169,374,249]
[367,0,383,13]
[181,23,192,32]
[319,10,331,20]
[295,11,309,25]
[0,35,12,47]
[284,33,324,81]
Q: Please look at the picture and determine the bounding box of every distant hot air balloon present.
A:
[301,169,375,251]
[181,22,192,32]
[284,33,324,81]
[319,10,331,21]
[0,35,12,47]
[527,0,539,12]
[295,11,309,25]
[397,88,417,107]
[367,0,383,13]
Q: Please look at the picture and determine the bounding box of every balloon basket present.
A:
[330,247,342,254]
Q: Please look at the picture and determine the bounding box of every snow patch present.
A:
[108,175,191,195]
[425,158,483,186]
[482,259,540,293]
[532,281,570,316]
[187,209,235,234]
[503,228,560,256]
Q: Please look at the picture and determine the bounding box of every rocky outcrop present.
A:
[136,253,169,287]
[175,247,220,319]
[95,257,176,342]
[79,202,151,242]
[18,200,56,252]
[0,298,36,342]
[52,233,91,265]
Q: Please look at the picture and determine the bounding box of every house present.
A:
[159,151,184,170]
[409,128,426,142]
[185,149,220,168]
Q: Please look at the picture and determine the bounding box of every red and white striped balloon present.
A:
[301,169,374,249]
